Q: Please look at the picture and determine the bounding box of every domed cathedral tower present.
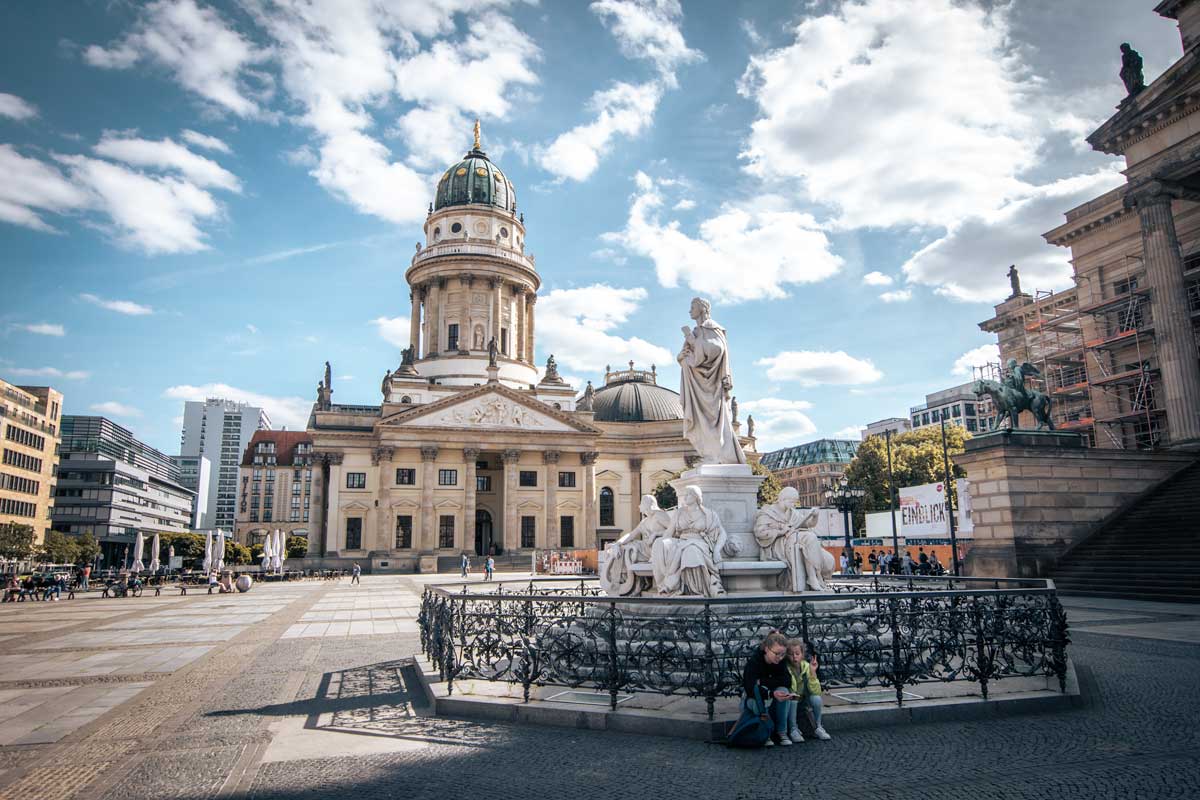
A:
[393,121,551,396]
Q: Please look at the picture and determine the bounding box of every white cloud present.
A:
[879,289,912,303]
[14,322,65,337]
[394,106,470,170]
[0,93,38,120]
[84,0,272,117]
[538,80,662,181]
[832,425,867,440]
[246,323,259,335]
[903,168,1124,302]
[604,172,842,302]
[370,316,412,349]
[740,397,817,450]
[80,293,154,315]
[737,0,1041,230]
[163,382,311,431]
[90,401,142,417]
[756,350,883,386]
[536,284,671,373]
[589,0,703,82]
[7,366,90,380]
[952,344,1000,377]
[0,145,91,233]
[180,129,231,153]
[94,133,241,192]
[862,271,893,287]
[673,198,695,211]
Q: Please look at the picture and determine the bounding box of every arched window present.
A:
[599,487,615,527]
[401,396,412,404]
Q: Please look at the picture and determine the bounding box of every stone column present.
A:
[543,451,560,548]
[420,445,438,552]
[501,449,521,551]
[326,454,343,553]
[436,277,447,355]
[629,457,643,530]
[581,452,598,547]
[409,288,421,357]
[1132,182,1200,445]
[463,447,479,554]
[426,282,440,356]
[492,279,503,352]
[515,287,526,364]
[374,447,394,552]
[526,294,537,362]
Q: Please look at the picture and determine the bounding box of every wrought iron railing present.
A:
[419,575,1070,720]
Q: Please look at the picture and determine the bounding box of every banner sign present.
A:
[898,482,950,537]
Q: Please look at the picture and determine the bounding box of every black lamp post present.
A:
[884,429,901,564]
[940,413,961,576]
[825,477,866,574]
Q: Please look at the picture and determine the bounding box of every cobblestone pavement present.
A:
[0,576,1197,800]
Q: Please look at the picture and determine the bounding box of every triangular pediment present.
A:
[380,383,599,434]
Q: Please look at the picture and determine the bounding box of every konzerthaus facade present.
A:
[304,127,755,571]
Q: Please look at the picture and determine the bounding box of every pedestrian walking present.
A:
[460,552,470,578]
[485,555,495,581]
[868,550,878,574]
[80,564,91,592]
[351,563,361,584]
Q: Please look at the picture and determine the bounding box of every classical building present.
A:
[233,431,321,548]
[760,439,859,507]
[0,379,62,545]
[53,416,194,567]
[909,382,995,434]
[1022,4,1200,449]
[305,126,735,571]
[179,398,271,531]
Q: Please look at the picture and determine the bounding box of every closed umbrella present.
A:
[202,531,213,573]
[278,529,287,574]
[131,532,145,574]
[148,533,161,572]
[213,531,225,572]
[260,532,273,571]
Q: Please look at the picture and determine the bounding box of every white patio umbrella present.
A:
[277,529,287,574]
[148,533,161,572]
[202,531,213,573]
[213,530,225,572]
[260,532,273,571]
[131,532,145,574]
[268,529,280,573]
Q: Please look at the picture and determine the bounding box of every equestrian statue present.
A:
[973,359,1054,431]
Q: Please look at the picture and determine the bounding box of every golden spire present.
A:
[473,118,481,150]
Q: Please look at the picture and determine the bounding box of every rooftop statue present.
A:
[487,336,498,368]
[974,358,1055,431]
[677,297,746,465]
[1120,43,1146,97]
[578,380,595,412]
[1007,264,1022,299]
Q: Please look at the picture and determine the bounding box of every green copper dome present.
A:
[434,125,516,213]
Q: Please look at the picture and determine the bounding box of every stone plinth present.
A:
[671,464,764,559]
[956,430,1194,578]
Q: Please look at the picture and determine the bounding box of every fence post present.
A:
[607,601,620,712]
[888,596,904,707]
[444,597,457,696]
[1048,593,1071,693]
[972,596,990,700]
[522,596,534,703]
[703,602,716,721]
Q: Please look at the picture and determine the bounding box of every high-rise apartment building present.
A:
[0,379,62,546]
[179,399,270,532]
[171,454,212,528]
[53,416,194,566]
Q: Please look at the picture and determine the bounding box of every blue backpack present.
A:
[726,686,772,748]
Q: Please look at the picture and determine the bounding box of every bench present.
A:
[628,560,788,593]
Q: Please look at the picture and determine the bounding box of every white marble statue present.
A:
[753,487,834,592]
[652,486,740,597]
[678,297,747,466]
[599,494,674,596]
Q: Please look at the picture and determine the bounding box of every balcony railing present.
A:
[412,241,536,270]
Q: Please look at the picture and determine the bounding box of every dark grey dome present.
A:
[589,369,682,423]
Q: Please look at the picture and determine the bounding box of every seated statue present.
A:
[652,486,740,597]
[753,486,833,592]
[600,494,674,597]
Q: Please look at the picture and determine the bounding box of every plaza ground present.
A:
[0,575,1196,800]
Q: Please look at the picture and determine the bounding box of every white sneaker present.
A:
[789,728,805,742]
[778,734,792,746]
[764,737,775,747]
[814,726,832,740]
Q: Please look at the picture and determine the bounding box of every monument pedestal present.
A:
[956,430,1194,578]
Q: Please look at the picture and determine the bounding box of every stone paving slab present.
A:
[24,627,247,649]
[0,682,152,745]
[0,646,214,680]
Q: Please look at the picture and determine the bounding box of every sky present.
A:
[0,0,1184,454]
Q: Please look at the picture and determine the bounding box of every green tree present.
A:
[842,425,970,529]
[158,532,207,565]
[651,460,783,511]
[250,543,265,563]
[41,530,80,564]
[226,542,252,565]
[74,533,101,565]
[286,536,308,559]
[0,522,35,561]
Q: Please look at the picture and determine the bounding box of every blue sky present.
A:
[0,0,1183,453]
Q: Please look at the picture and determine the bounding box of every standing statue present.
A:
[400,346,415,367]
[600,495,674,596]
[651,486,739,597]
[1007,265,1022,299]
[973,358,1054,430]
[731,396,739,425]
[753,487,833,592]
[381,369,393,398]
[487,336,498,368]
[578,380,596,411]
[746,415,756,438]
[545,355,561,381]
[677,297,747,465]
[317,362,333,410]
[1120,43,1146,97]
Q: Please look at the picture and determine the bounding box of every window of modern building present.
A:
[965,402,975,415]
[438,469,457,486]
[346,472,367,489]
[966,419,977,432]
[952,404,962,417]
[345,517,362,550]
[438,514,455,548]
[4,425,45,451]
[447,323,460,351]
[557,471,576,488]
[476,475,491,492]
[396,468,416,485]
[599,487,614,527]
[2,449,42,473]
[519,470,537,487]
[521,515,536,549]
[395,515,413,548]
[560,515,574,548]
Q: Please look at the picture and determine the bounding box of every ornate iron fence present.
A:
[418,575,1070,720]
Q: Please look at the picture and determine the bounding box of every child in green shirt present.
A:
[785,639,832,742]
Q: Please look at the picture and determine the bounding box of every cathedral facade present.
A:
[300,127,755,571]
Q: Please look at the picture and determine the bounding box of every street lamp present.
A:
[824,477,866,574]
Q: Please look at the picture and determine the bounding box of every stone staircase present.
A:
[1052,459,1200,602]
